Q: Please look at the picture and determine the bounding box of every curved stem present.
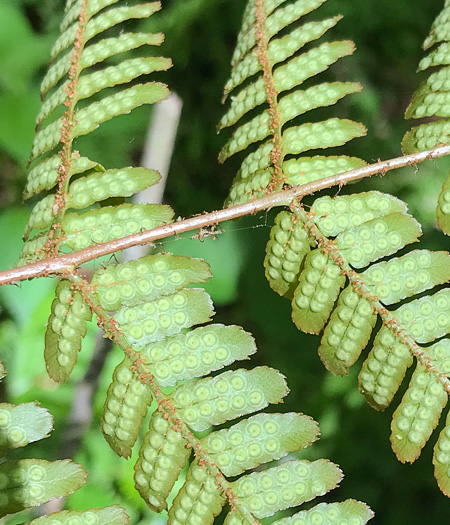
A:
[1,145,449,286]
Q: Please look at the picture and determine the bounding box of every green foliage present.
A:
[1,0,450,523]
[218,0,366,205]
[19,0,172,266]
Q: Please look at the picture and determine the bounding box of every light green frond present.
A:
[0,403,53,457]
[423,1,450,50]
[391,339,449,463]
[92,254,212,311]
[433,408,450,496]
[167,459,226,525]
[67,168,161,209]
[31,82,169,161]
[221,42,356,131]
[231,0,327,68]
[419,42,450,71]
[60,0,120,32]
[396,289,450,344]
[37,56,171,126]
[358,328,414,410]
[44,279,92,383]
[361,250,450,305]
[202,412,319,477]
[21,0,172,266]
[171,367,288,432]
[335,212,422,269]
[225,16,343,97]
[283,155,366,186]
[62,203,174,251]
[219,0,366,206]
[264,210,314,298]
[134,412,190,512]
[0,459,86,518]
[51,3,161,60]
[262,188,449,494]
[437,172,450,235]
[271,499,374,525]
[16,231,49,267]
[142,324,256,387]
[101,357,153,459]
[26,165,161,236]
[27,506,129,525]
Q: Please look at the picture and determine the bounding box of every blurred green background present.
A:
[0,0,449,523]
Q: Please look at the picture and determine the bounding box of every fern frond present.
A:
[0,459,86,518]
[20,0,172,266]
[219,0,366,205]
[45,279,92,382]
[433,407,450,496]
[403,2,450,235]
[69,251,373,523]
[263,190,450,494]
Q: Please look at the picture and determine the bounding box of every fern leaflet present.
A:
[403,0,450,235]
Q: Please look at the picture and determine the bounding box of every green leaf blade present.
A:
[292,250,346,335]
[319,285,376,376]
[28,505,129,524]
[62,203,174,251]
[271,499,374,524]
[391,341,449,463]
[116,288,214,347]
[264,210,313,298]
[0,403,53,457]
[437,172,450,235]
[134,412,190,512]
[44,279,92,383]
[101,357,153,459]
[336,213,422,269]
[93,254,211,311]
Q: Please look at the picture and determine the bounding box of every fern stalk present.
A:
[2,144,450,286]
